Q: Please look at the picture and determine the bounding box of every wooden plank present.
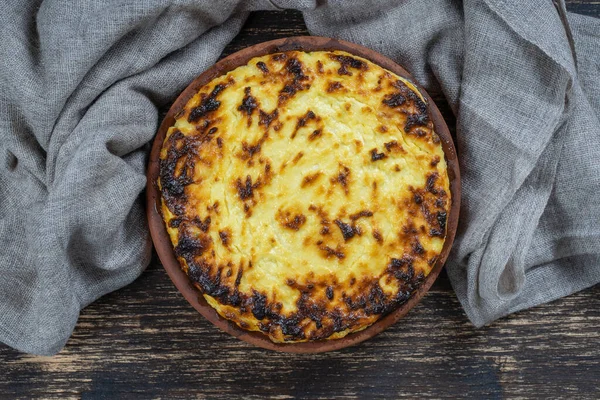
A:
[567,0,600,17]
[1,3,599,399]
[1,258,598,398]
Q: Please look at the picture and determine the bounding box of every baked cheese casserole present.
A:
[159,50,450,342]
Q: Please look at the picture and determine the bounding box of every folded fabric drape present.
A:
[1,0,598,355]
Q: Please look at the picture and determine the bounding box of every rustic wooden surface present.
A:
[1,4,599,399]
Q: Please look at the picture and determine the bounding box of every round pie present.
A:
[158,50,450,343]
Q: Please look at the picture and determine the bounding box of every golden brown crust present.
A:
[158,50,450,342]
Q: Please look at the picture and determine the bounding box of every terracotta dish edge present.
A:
[146,36,461,353]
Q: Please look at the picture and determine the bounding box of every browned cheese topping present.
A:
[159,50,450,342]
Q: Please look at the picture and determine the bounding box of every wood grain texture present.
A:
[1,3,599,399]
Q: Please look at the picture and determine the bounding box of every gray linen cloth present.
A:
[1,0,598,355]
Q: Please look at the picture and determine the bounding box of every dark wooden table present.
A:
[2,4,599,399]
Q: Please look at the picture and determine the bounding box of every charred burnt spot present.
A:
[431,155,441,167]
[430,211,447,237]
[194,118,225,137]
[402,223,419,236]
[279,317,306,339]
[235,175,260,201]
[406,104,430,133]
[238,86,258,120]
[414,193,423,205]
[382,92,406,108]
[241,142,262,159]
[319,243,345,260]
[169,218,182,228]
[364,284,388,315]
[308,129,322,141]
[384,140,402,153]
[187,260,228,299]
[207,201,220,214]
[226,266,244,306]
[437,211,447,231]
[388,255,415,281]
[298,110,316,126]
[278,57,311,105]
[412,183,448,239]
[411,94,428,117]
[259,109,279,128]
[292,151,304,164]
[426,172,439,194]
[239,132,269,162]
[350,210,374,221]
[314,319,324,330]
[334,219,361,241]
[326,286,334,300]
[251,290,268,320]
[219,228,232,247]
[160,130,212,214]
[329,309,348,334]
[388,254,414,280]
[372,229,384,244]
[216,137,223,148]
[330,165,351,194]
[404,113,430,132]
[276,209,307,231]
[235,176,252,198]
[279,83,309,105]
[316,60,324,74]
[301,171,323,188]
[193,216,211,232]
[370,148,386,162]
[286,57,304,78]
[429,228,444,237]
[378,125,389,133]
[271,53,287,62]
[385,261,426,310]
[308,204,319,213]
[326,81,343,93]
[188,83,226,122]
[184,256,425,341]
[291,110,317,139]
[414,128,427,138]
[344,293,368,311]
[391,79,421,101]
[174,229,213,260]
[160,132,188,198]
[239,321,250,329]
[256,61,269,74]
[382,79,431,134]
[412,239,425,256]
[329,54,368,76]
[339,277,394,316]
